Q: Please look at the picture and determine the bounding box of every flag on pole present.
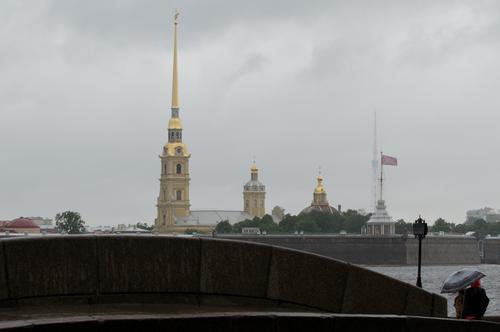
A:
[381,154,398,166]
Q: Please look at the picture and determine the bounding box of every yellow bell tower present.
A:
[156,11,191,232]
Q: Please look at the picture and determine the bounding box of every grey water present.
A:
[367,264,500,317]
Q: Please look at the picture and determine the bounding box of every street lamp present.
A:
[413,215,428,288]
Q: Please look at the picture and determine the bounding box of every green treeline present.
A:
[395,218,500,237]
[216,212,500,236]
[215,210,370,234]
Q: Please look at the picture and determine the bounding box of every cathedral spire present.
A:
[168,10,182,131]
[171,10,180,110]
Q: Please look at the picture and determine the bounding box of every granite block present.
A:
[200,239,272,297]
[267,247,349,312]
[98,236,200,294]
[431,294,448,318]
[341,265,408,314]
[404,285,433,317]
[4,237,97,299]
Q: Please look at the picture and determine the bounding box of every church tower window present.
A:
[176,190,182,201]
[176,164,182,174]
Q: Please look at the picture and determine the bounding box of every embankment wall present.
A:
[218,235,480,265]
[483,238,500,264]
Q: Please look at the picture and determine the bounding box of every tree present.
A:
[342,209,370,233]
[395,219,412,235]
[279,214,299,233]
[473,219,488,238]
[232,217,260,233]
[454,223,469,234]
[259,214,279,233]
[215,220,232,234]
[430,218,455,233]
[55,211,86,234]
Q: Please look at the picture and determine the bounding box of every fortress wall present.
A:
[220,235,480,265]
[483,238,500,264]
[405,237,480,265]
[0,235,445,318]
[222,235,407,265]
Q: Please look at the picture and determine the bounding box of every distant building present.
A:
[28,217,53,226]
[364,200,395,236]
[300,175,338,215]
[466,207,500,224]
[271,206,285,223]
[0,217,40,234]
[243,163,266,218]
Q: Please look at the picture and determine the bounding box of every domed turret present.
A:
[243,162,266,217]
[300,174,337,215]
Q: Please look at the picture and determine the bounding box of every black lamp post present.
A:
[412,216,428,288]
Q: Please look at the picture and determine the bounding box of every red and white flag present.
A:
[381,154,398,166]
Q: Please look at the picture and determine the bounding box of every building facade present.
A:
[466,207,500,224]
[364,199,395,235]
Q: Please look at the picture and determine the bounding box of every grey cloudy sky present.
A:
[2,0,500,226]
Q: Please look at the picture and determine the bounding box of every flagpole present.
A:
[380,152,383,201]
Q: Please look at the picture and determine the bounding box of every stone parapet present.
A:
[0,235,446,318]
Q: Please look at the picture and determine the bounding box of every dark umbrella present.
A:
[441,268,486,294]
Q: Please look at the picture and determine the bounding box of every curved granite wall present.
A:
[0,236,446,317]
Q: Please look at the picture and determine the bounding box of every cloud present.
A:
[2,1,500,226]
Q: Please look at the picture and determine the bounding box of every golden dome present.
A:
[251,163,258,172]
[314,176,325,194]
[168,117,183,129]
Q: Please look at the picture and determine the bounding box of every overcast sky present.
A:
[2,0,500,226]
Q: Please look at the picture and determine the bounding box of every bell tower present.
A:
[243,163,266,218]
[156,11,191,231]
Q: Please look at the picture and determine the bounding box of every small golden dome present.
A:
[168,117,183,129]
[314,176,325,194]
[251,163,258,172]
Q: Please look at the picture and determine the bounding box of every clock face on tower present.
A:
[175,147,182,155]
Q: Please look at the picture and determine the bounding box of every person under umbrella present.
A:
[461,278,489,320]
[441,268,489,320]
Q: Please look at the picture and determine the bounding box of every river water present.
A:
[366,264,499,317]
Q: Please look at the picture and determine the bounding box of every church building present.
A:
[155,14,265,233]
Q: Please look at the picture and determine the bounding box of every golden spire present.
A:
[171,10,180,109]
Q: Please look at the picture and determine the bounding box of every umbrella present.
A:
[441,268,486,294]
